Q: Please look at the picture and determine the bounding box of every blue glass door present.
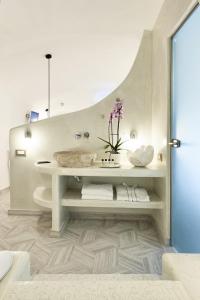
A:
[171,5,200,252]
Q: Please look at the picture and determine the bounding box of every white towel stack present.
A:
[116,185,150,202]
[81,183,113,200]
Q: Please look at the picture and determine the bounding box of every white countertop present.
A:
[35,162,166,177]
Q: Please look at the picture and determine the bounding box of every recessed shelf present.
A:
[61,190,163,210]
[33,187,163,210]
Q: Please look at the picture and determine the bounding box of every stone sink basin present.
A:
[54,151,97,168]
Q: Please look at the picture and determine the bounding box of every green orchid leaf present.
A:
[118,142,125,147]
[98,137,112,147]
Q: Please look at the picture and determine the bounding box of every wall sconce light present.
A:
[25,113,32,138]
[130,130,137,140]
[25,127,32,138]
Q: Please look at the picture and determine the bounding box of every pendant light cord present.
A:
[48,58,50,118]
[45,54,52,118]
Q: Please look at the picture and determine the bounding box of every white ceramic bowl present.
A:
[127,145,154,167]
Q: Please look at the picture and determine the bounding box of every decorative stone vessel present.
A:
[54,151,97,168]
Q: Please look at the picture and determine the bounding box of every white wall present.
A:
[0,86,30,190]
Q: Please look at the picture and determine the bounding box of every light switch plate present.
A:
[15,150,26,157]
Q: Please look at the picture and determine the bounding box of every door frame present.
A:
[168,1,199,245]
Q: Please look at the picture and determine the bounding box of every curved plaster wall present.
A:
[10,31,153,210]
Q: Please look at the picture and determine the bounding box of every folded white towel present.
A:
[81,184,113,197]
[135,188,150,202]
[116,185,129,201]
[116,185,136,202]
[82,195,113,200]
[116,185,127,196]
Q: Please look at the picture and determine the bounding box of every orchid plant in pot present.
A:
[98,98,125,164]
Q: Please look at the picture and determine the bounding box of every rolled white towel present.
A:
[130,186,137,202]
[81,184,113,197]
[82,194,113,200]
[135,188,150,202]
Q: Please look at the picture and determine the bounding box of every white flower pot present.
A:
[110,153,121,165]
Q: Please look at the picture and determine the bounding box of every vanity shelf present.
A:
[34,162,166,236]
[33,187,163,210]
[62,190,163,210]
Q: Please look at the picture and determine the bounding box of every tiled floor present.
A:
[0,191,172,275]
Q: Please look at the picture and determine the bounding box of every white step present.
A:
[4,280,190,300]
[33,273,160,281]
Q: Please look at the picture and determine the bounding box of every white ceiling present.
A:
[0,0,164,117]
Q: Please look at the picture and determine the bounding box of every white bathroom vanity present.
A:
[34,162,167,241]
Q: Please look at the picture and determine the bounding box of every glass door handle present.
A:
[169,139,181,148]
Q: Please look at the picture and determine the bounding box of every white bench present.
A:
[162,253,200,300]
[0,251,31,298]
[1,252,200,300]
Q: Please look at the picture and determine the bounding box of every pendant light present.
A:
[45,53,52,118]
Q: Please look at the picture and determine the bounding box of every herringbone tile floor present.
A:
[0,191,172,275]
